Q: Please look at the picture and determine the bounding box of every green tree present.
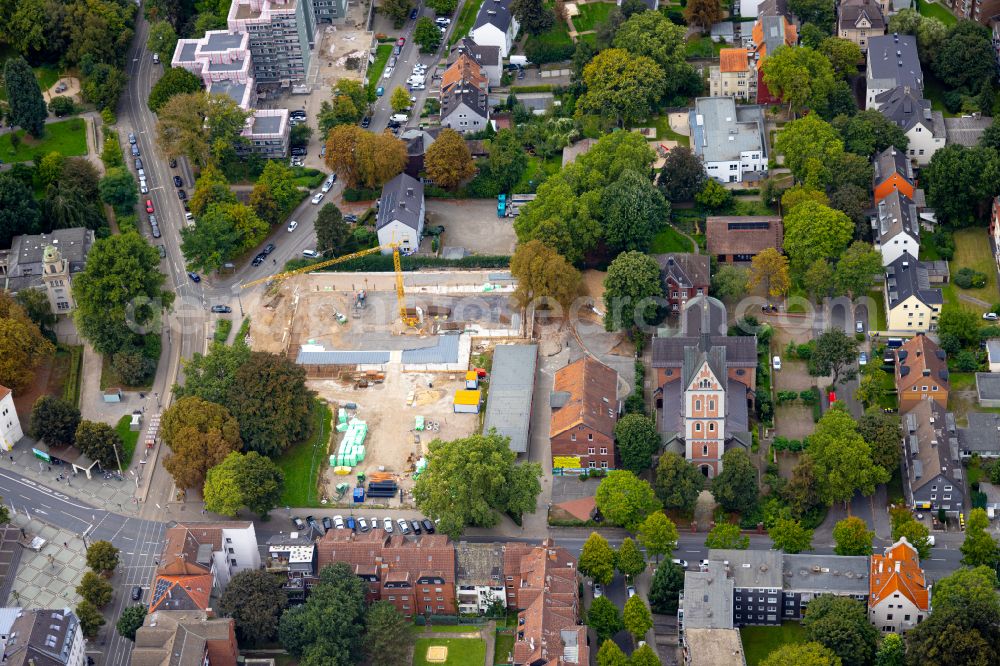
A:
[832,516,874,556]
[784,454,824,518]
[380,0,412,27]
[0,172,43,247]
[363,601,414,666]
[3,56,46,136]
[510,240,581,309]
[30,396,80,447]
[413,17,441,51]
[219,569,288,645]
[99,166,138,212]
[148,66,203,110]
[683,0,723,30]
[161,395,241,490]
[854,364,890,409]
[711,449,758,514]
[180,205,243,273]
[937,306,981,350]
[86,540,120,574]
[831,109,908,157]
[774,114,844,189]
[932,565,1000,622]
[389,86,410,114]
[510,0,554,34]
[75,600,105,638]
[315,204,351,256]
[788,0,835,30]
[961,508,999,569]
[622,594,653,640]
[809,406,887,505]
[488,129,529,194]
[579,532,617,585]
[802,595,879,666]
[43,182,106,231]
[705,522,749,549]
[933,21,995,94]
[588,597,624,644]
[809,329,859,386]
[922,144,1000,226]
[204,451,285,518]
[761,46,837,117]
[0,293,54,394]
[16,287,57,333]
[596,639,629,666]
[412,432,542,538]
[749,247,791,298]
[636,512,679,563]
[116,605,147,641]
[818,37,861,78]
[595,470,660,530]
[602,169,669,253]
[834,241,882,299]
[427,0,457,14]
[576,48,666,126]
[74,420,125,470]
[278,563,367,663]
[761,643,842,666]
[711,265,749,301]
[648,560,684,614]
[318,80,371,132]
[36,151,66,188]
[156,91,250,166]
[657,146,706,203]
[768,518,813,553]
[630,643,661,666]
[614,413,660,473]
[173,343,251,405]
[77,571,113,607]
[694,179,732,211]
[612,11,692,99]
[783,202,853,276]
[891,518,931,559]
[616,537,646,578]
[513,175,600,264]
[146,20,178,63]
[856,409,901,471]
[602,251,664,332]
[188,164,236,218]
[874,633,903,666]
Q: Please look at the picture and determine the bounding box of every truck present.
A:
[497,193,537,217]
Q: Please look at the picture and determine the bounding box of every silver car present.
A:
[383,517,394,533]
[396,518,410,534]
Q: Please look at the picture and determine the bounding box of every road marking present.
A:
[930,558,946,561]
[685,550,700,553]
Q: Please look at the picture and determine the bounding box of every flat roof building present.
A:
[483,344,538,454]
[690,97,768,184]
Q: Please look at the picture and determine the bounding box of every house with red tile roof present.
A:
[869,537,930,633]
[550,356,618,473]
[132,610,238,666]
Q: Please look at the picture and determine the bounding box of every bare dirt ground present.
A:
[42,77,81,102]
[312,0,371,88]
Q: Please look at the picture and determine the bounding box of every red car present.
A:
[145,199,154,213]
[396,37,405,46]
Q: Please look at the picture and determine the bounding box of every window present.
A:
[589,461,596,468]
[695,399,702,411]
[708,423,716,433]
[600,447,607,455]
[570,434,576,441]
[709,399,715,410]
[888,614,893,620]
[601,461,608,469]
[944,486,953,491]
[905,615,911,621]
[702,445,708,456]
[588,433,593,441]
[588,447,595,455]
[695,423,702,432]
[231,559,237,566]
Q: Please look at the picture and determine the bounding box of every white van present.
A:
[390,113,409,123]
[152,53,159,64]
[303,249,319,258]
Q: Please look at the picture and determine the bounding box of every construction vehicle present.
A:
[241,244,418,327]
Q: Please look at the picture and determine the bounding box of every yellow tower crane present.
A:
[240,244,418,327]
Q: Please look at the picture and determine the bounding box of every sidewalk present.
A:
[6,512,89,609]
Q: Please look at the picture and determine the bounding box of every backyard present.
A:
[740,622,808,666]
[650,225,695,253]
[570,1,615,32]
[412,638,486,666]
[946,228,997,311]
[513,154,561,192]
[685,36,725,58]
[274,401,332,507]
[494,632,514,664]
[916,0,958,24]
[0,117,87,163]
[450,0,483,45]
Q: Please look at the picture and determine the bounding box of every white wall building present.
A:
[0,385,22,452]
[689,97,768,184]
[873,190,920,266]
[376,173,425,253]
[866,34,922,109]
[469,0,519,58]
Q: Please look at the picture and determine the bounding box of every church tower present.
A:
[41,244,75,314]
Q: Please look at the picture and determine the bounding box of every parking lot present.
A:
[421,199,517,255]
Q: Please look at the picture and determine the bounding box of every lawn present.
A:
[274,401,332,507]
[55,344,83,408]
[867,289,887,332]
[367,44,393,97]
[571,1,615,31]
[213,319,233,343]
[917,0,957,24]
[950,228,998,306]
[0,50,61,102]
[741,622,808,666]
[528,20,575,51]
[114,414,139,468]
[429,625,479,632]
[450,0,483,45]
[685,36,724,59]
[924,73,959,118]
[99,354,155,392]
[413,638,486,666]
[637,116,690,146]
[0,117,87,163]
[494,632,515,663]
[650,225,694,253]
[513,154,561,192]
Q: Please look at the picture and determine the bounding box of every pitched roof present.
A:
[656,253,711,291]
[441,53,488,94]
[885,253,943,309]
[903,400,963,497]
[876,86,942,135]
[132,611,237,666]
[0,384,10,402]
[705,216,783,257]
[944,115,993,147]
[473,0,514,31]
[376,173,424,232]
[316,530,456,584]
[550,356,618,439]
[441,84,490,123]
[449,38,500,67]
[869,537,929,611]
[148,556,214,613]
[838,0,886,30]
[719,48,751,73]
[757,0,791,18]
[873,146,914,188]
[875,190,919,244]
[752,16,796,60]
[895,333,949,392]
[2,608,81,666]
[959,411,1000,456]
[455,542,504,586]
[867,34,923,92]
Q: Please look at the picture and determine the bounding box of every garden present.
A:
[412,638,486,666]
[274,401,332,507]
[0,117,88,163]
[569,1,615,32]
[741,623,808,666]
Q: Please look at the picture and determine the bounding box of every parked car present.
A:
[131,144,140,157]
[134,158,143,170]
[177,189,187,200]
[152,53,159,64]
[383,66,394,79]
[322,516,333,530]
[772,356,781,371]
[410,83,425,91]
[410,520,422,534]
[358,517,370,532]
[263,243,275,255]
[210,305,232,313]
[593,583,603,598]
[311,192,325,204]
[157,245,166,258]
[344,214,358,223]
[859,351,868,366]
[131,586,143,601]
[435,17,451,25]
[169,158,177,168]
[151,224,161,239]
[332,515,345,529]
[287,220,298,232]
[173,175,183,187]
[376,87,385,97]
[421,519,435,533]
[985,312,999,321]
[410,7,418,18]
[137,168,145,179]
[383,517,394,533]
[145,199,154,213]
[140,181,148,194]
[252,253,266,267]
[671,558,688,569]
[187,271,201,283]
[627,585,636,598]
[856,319,865,332]
[361,116,371,127]
[396,518,411,534]
[290,146,307,156]
[396,37,406,46]
[292,516,306,530]
[346,516,356,531]
[306,515,322,533]
[303,249,319,258]
[699,559,710,570]
[290,109,307,119]
[128,132,137,144]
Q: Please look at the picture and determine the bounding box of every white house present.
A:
[875,86,945,165]
[869,537,930,633]
[873,190,920,266]
[376,173,425,254]
[866,34,922,109]
[469,0,519,58]
[441,86,490,134]
[0,385,22,452]
[689,97,768,184]
[456,543,508,615]
[449,38,502,87]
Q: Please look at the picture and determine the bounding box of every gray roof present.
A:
[876,86,941,135]
[296,349,391,365]
[884,252,943,308]
[904,400,963,496]
[711,21,735,38]
[689,98,767,164]
[251,112,284,135]
[976,372,1000,400]
[474,0,514,31]
[782,554,870,594]
[757,0,791,18]
[205,58,247,72]
[978,481,1000,505]
[873,146,913,187]
[683,295,728,337]
[376,173,424,232]
[652,336,758,368]
[3,228,93,275]
[875,190,919,244]
[656,253,711,292]
[682,562,734,629]
[210,79,248,105]
[456,542,504,586]
[838,0,886,31]
[400,333,460,364]
[660,374,750,442]
[180,42,198,61]
[205,31,245,51]
[959,412,1000,455]
[482,344,538,454]
[3,608,80,666]
[707,549,783,589]
[759,15,790,56]
[450,38,500,67]
[867,34,923,92]
[987,339,1000,362]
[441,85,490,122]
[944,115,993,147]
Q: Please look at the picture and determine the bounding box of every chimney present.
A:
[399,202,406,209]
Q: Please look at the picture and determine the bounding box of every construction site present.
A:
[244,268,528,501]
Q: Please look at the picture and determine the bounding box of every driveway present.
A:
[422,199,517,255]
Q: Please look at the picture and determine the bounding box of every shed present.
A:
[465,370,479,389]
[103,388,122,403]
[454,390,482,414]
[976,372,1000,408]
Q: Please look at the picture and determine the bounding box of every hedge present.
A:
[284,253,511,273]
[343,187,381,202]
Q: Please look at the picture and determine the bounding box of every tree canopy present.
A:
[922,144,1000,226]
[579,532,617,585]
[324,125,407,189]
[658,146,706,203]
[576,48,666,125]
[510,240,581,310]
[615,413,660,473]
[808,405,888,505]
[761,46,837,117]
[595,470,660,530]
[219,569,287,645]
[603,251,664,331]
[802,595,879,666]
[278,563,367,664]
[711,449,758,514]
[832,516,874,556]
[204,451,285,518]
[775,114,845,189]
[783,201,854,276]
[3,56,46,137]
[161,396,242,490]
[0,292,54,393]
[654,452,703,513]
[601,169,669,254]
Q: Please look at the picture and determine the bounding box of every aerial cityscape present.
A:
[0,0,999,662]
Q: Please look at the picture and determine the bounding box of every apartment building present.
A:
[0,608,86,666]
[876,85,945,165]
[689,97,768,184]
[549,356,618,473]
[873,146,917,203]
[838,0,886,52]
[132,611,239,666]
[264,532,318,604]
[781,554,870,620]
[657,253,710,313]
[873,190,920,266]
[869,538,930,633]
[751,13,797,104]
[866,34,923,109]
[894,333,950,411]
[0,384,23,452]
[709,49,756,100]
[227,0,314,86]
[456,542,507,614]
[902,401,965,516]
[310,0,347,24]
[884,254,943,333]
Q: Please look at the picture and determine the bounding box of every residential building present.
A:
[0,608,86,666]
[884,254,943,333]
[710,21,735,42]
[976,372,1000,407]
[838,0,886,52]
[375,173,425,252]
[309,0,346,24]
[470,0,519,57]
[449,38,502,87]
[689,97,768,184]
[227,0,314,87]
[875,86,945,165]
[132,611,239,666]
[400,128,436,178]
[757,0,792,18]
[878,0,914,15]
[873,146,917,203]
[978,481,1000,510]
[483,344,538,455]
[943,115,993,146]
[709,49,757,101]
[679,561,735,654]
[990,196,1000,273]
[710,550,784,626]
[455,542,506,615]
[0,384,23,452]
[894,333,949,411]
[549,356,618,473]
[781,554,870,620]
[654,296,757,478]
[705,216,783,263]
[751,14,797,104]
[264,532,317,604]
[506,540,587,666]
[866,34,923,109]
[873,190,920,266]
[959,411,1000,458]
[316,530,456,617]
[682,629,747,666]
[0,228,94,314]
[440,84,490,134]
[902,401,964,515]
[171,29,289,156]
[988,339,1000,371]
[656,253,711,313]
[441,52,489,95]
[948,0,1000,23]
[869,538,930,633]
